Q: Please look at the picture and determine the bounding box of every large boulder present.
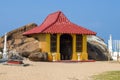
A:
[0,23,40,53]
[28,52,48,61]
[18,51,31,58]
[87,36,110,61]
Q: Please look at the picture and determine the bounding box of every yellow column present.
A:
[56,34,61,60]
[72,34,77,60]
[81,35,88,60]
[46,34,52,61]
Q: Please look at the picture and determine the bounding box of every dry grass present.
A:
[92,71,120,80]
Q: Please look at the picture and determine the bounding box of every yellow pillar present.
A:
[46,34,52,61]
[81,35,88,60]
[56,34,60,60]
[72,34,77,60]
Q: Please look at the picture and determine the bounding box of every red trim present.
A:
[7,60,23,64]
[54,60,96,63]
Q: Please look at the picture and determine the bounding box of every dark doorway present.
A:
[60,34,72,60]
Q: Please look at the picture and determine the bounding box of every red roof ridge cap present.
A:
[40,11,61,32]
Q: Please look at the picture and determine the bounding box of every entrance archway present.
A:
[60,34,72,60]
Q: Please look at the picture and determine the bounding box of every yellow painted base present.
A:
[56,53,60,60]
[80,52,88,60]
[72,53,77,60]
[47,52,60,61]
[47,52,53,61]
[48,52,88,61]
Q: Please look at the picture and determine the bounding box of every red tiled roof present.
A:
[23,11,96,35]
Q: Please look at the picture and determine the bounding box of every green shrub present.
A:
[0,54,2,59]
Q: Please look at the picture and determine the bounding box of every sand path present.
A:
[0,60,120,80]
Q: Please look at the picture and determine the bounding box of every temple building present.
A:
[23,11,96,61]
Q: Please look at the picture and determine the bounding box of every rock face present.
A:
[0,23,39,54]
[0,23,110,61]
[8,51,23,60]
[87,36,109,61]
[28,52,48,61]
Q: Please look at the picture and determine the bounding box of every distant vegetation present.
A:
[92,71,120,80]
[0,48,2,52]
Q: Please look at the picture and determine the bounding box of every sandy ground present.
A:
[0,60,120,80]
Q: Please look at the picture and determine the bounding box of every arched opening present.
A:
[60,34,72,60]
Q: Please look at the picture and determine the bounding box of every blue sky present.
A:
[0,0,120,43]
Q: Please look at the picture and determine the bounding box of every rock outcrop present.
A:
[87,36,109,61]
[0,23,39,54]
[28,52,48,61]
